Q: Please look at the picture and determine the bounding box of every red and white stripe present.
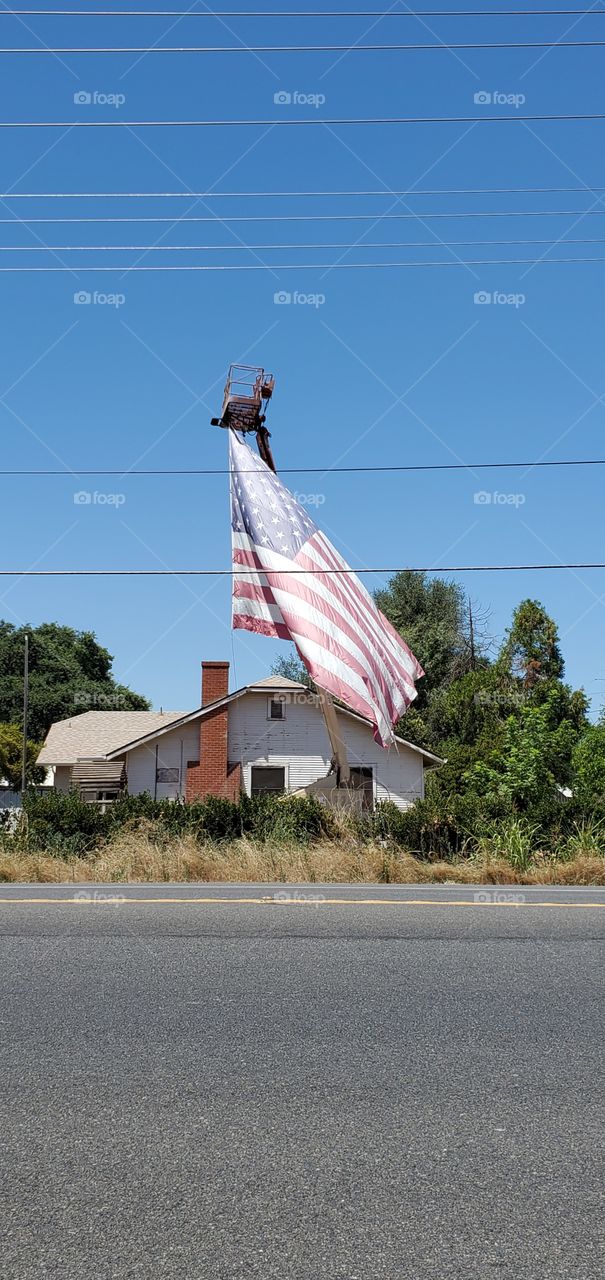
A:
[232,527,423,746]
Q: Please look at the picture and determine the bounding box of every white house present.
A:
[37,661,442,810]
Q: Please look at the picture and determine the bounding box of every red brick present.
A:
[186,662,241,802]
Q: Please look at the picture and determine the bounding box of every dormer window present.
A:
[268,697,286,721]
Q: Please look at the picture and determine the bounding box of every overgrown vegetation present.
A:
[2,578,605,884]
[3,792,605,884]
[6,790,337,860]
[274,575,605,859]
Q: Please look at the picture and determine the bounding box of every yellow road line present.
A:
[0,895,604,909]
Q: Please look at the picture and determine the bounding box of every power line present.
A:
[4,8,605,16]
[6,458,605,477]
[3,186,605,198]
[3,209,605,225]
[2,38,605,51]
[1,255,604,269]
[5,237,605,250]
[0,564,604,576]
[2,114,603,128]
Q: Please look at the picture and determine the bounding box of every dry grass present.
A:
[2,828,605,885]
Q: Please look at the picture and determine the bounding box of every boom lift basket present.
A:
[211,364,275,434]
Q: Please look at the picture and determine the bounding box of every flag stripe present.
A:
[285,639,379,729]
[299,534,414,681]
[295,538,419,697]
[230,432,423,746]
[236,528,417,694]
[309,533,422,683]
[262,573,400,726]
[267,590,396,731]
[234,534,404,719]
[233,612,291,641]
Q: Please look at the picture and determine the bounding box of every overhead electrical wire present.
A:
[1,564,604,577]
[3,8,605,16]
[2,114,603,128]
[1,256,605,269]
[3,209,605,225]
[4,185,605,199]
[6,458,605,477]
[2,38,605,50]
[2,9,599,582]
[6,209,605,226]
[5,237,605,250]
[4,186,605,199]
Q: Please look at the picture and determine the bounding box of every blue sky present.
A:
[1,2,604,716]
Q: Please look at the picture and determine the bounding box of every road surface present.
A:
[1,883,604,1279]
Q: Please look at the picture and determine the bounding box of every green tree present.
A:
[463,687,582,825]
[499,599,564,688]
[270,653,313,689]
[374,572,489,710]
[0,622,150,740]
[0,723,44,789]
[572,724,605,814]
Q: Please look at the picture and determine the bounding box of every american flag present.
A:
[230,430,424,746]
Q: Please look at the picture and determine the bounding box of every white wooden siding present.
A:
[228,692,424,810]
[125,723,200,799]
[118,693,425,808]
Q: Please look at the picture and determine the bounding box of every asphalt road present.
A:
[1,883,604,1280]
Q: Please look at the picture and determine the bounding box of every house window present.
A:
[349,766,374,810]
[156,767,180,784]
[268,697,286,721]
[251,766,286,796]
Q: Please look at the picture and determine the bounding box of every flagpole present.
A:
[21,632,29,794]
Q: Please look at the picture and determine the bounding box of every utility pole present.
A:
[21,633,29,795]
[468,601,476,671]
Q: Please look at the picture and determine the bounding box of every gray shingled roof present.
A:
[37,711,187,766]
[248,676,308,691]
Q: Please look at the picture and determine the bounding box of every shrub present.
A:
[368,794,509,861]
[560,819,605,861]
[16,789,335,855]
[572,725,605,816]
[22,790,111,857]
[473,817,541,872]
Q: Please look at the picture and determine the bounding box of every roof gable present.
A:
[107,686,443,766]
[248,675,309,692]
[37,710,188,766]
[37,680,443,768]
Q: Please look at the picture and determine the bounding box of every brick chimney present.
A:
[201,660,230,708]
[186,661,241,802]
